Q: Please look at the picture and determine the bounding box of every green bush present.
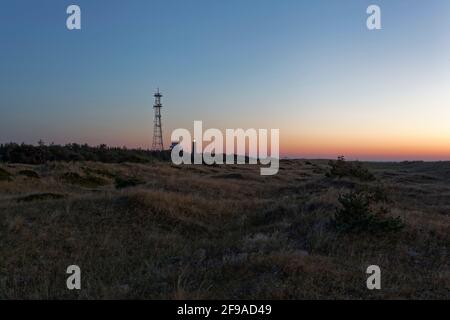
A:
[332,191,403,234]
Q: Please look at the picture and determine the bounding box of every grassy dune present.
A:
[0,160,448,299]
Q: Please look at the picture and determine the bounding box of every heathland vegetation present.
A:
[0,147,448,299]
[0,142,170,164]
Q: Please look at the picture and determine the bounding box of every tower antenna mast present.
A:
[151,88,164,151]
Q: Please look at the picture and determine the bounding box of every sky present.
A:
[0,0,449,160]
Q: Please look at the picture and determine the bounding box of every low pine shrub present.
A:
[332,191,404,234]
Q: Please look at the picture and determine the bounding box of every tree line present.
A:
[0,142,170,164]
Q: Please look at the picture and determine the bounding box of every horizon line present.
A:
[1,141,450,163]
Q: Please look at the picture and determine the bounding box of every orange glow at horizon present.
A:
[110,131,450,161]
[280,133,450,160]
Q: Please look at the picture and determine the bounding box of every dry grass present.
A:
[0,160,448,299]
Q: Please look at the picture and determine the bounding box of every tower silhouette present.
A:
[151,89,164,151]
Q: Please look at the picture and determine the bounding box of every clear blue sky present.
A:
[1,0,449,159]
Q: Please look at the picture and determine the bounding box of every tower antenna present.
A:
[151,88,164,151]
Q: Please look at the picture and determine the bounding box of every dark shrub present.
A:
[114,176,145,189]
[17,193,65,202]
[332,191,403,234]
[82,167,116,179]
[0,142,170,164]
[215,173,245,180]
[326,156,375,181]
[369,185,389,202]
[18,170,40,179]
[0,168,12,181]
[61,172,109,188]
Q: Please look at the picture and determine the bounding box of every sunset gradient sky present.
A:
[1,0,449,160]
